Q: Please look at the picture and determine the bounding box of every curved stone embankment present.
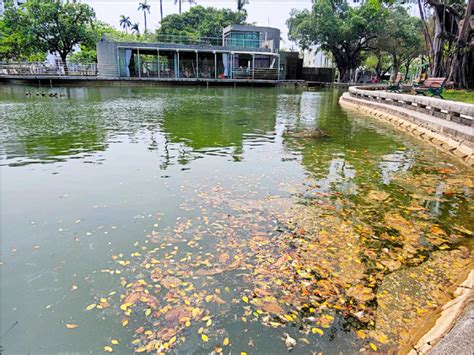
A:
[340,87,474,354]
[339,89,474,167]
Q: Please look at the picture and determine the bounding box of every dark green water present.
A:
[0,85,472,354]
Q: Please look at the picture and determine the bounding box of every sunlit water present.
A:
[1,85,472,354]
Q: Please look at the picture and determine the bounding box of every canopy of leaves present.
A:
[156,6,247,39]
[0,4,44,61]
[287,0,386,80]
[20,0,96,61]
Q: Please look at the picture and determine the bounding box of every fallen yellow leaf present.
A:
[223,337,230,346]
[369,342,378,351]
[111,340,119,345]
[65,323,79,329]
[312,327,324,335]
[86,304,96,311]
[201,334,209,342]
[103,346,113,352]
[242,296,249,303]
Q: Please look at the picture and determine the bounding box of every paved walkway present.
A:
[429,301,474,355]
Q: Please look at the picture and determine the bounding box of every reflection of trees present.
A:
[159,88,278,169]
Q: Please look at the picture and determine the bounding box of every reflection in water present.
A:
[0,85,472,354]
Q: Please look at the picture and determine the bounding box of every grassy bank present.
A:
[443,90,474,104]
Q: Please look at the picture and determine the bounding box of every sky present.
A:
[81,0,313,50]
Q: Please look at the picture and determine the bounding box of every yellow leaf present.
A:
[185,320,191,327]
[206,319,212,327]
[242,296,249,303]
[223,338,230,346]
[120,303,132,311]
[86,304,97,311]
[312,327,324,335]
[205,295,214,302]
[169,336,177,345]
[241,353,247,355]
[66,323,79,329]
[356,330,366,339]
[145,308,152,317]
[201,334,209,342]
[100,298,107,303]
[369,343,378,351]
[135,347,146,353]
[121,319,129,327]
[111,340,119,345]
[103,346,113,352]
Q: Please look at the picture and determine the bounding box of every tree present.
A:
[418,0,473,88]
[138,1,151,33]
[374,6,423,80]
[288,0,385,82]
[237,0,249,11]
[174,0,196,15]
[159,0,164,22]
[131,23,141,35]
[0,3,45,61]
[156,6,247,39]
[119,15,132,33]
[15,0,96,74]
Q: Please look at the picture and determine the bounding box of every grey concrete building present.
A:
[96,25,281,81]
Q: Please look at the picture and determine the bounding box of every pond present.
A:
[1,85,472,354]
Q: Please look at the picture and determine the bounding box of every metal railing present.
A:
[104,34,263,49]
[0,62,97,76]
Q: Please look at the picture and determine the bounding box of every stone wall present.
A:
[339,90,474,167]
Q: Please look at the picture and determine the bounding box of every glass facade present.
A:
[224,31,260,49]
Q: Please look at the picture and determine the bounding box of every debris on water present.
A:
[283,128,329,139]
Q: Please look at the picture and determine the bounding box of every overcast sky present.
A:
[81,0,313,49]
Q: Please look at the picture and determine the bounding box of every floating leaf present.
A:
[111,340,119,345]
[311,328,324,335]
[369,343,378,351]
[86,304,96,311]
[66,323,79,329]
[223,338,230,346]
[201,334,209,342]
[242,296,249,303]
[103,346,113,352]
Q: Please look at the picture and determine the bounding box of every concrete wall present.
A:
[96,41,119,78]
[302,67,335,82]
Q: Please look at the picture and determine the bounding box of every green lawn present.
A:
[443,90,474,104]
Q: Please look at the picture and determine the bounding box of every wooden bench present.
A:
[414,77,446,99]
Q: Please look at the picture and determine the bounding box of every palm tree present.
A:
[237,0,249,11]
[174,0,195,15]
[131,22,140,35]
[119,15,132,33]
[137,1,151,33]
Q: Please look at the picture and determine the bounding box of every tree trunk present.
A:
[60,53,68,76]
[404,60,412,81]
[448,0,474,88]
[391,56,400,82]
[160,0,163,22]
[144,13,147,33]
[179,0,182,14]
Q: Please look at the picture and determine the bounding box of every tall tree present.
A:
[156,6,247,39]
[237,0,249,11]
[288,0,385,82]
[119,15,132,33]
[138,1,151,33]
[159,0,163,22]
[8,0,96,74]
[374,6,423,80]
[174,0,195,15]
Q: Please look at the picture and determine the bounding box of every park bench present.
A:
[414,77,446,99]
[387,80,402,92]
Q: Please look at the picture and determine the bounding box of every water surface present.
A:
[1,85,472,353]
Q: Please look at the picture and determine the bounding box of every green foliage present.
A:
[374,6,423,74]
[156,6,247,39]
[288,0,385,81]
[0,4,43,61]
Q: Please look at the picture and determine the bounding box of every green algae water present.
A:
[1,85,472,354]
